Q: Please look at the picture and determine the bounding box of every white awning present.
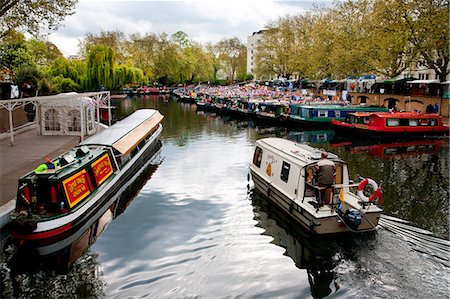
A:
[408,80,440,84]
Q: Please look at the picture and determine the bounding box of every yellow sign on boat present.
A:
[266,163,272,176]
[91,154,113,186]
[63,169,91,208]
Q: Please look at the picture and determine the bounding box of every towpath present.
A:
[0,129,79,226]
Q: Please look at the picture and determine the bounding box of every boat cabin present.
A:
[251,138,347,205]
[15,109,163,218]
[289,104,387,123]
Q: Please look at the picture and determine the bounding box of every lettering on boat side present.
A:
[91,154,113,186]
[63,169,91,208]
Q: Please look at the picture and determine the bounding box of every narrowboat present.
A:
[288,104,388,126]
[331,111,449,137]
[249,138,383,234]
[10,109,164,243]
[255,100,289,123]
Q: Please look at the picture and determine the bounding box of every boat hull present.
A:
[250,169,381,235]
[332,121,449,139]
[11,126,163,245]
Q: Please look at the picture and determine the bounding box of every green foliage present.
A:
[216,37,247,82]
[0,0,77,38]
[47,56,83,83]
[14,65,42,87]
[0,30,34,71]
[26,39,63,67]
[37,77,52,95]
[51,75,80,93]
[86,45,115,91]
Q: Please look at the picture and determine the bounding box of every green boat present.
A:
[288,103,388,126]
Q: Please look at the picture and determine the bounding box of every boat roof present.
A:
[80,109,163,155]
[256,137,342,164]
[349,111,442,119]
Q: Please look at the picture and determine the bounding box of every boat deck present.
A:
[0,129,80,226]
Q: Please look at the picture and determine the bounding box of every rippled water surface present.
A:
[1,95,449,298]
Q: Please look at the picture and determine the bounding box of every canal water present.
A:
[1,94,449,298]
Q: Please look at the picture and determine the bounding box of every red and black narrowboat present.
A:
[10,109,164,244]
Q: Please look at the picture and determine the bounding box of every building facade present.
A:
[247,30,265,80]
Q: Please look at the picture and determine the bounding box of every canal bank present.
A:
[0,128,80,227]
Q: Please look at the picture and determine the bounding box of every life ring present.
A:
[357,178,383,204]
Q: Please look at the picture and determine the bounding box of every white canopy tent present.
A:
[0,91,111,145]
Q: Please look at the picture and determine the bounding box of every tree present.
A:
[171,31,191,48]
[46,56,83,84]
[27,39,63,67]
[86,45,115,91]
[126,32,159,80]
[205,42,222,82]
[363,0,414,78]
[399,0,449,82]
[79,30,127,64]
[0,30,34,71]
[0,0,78,38]
[216,37,246,82]
[255,17,303,80]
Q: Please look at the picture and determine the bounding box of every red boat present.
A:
[331,111,449,137]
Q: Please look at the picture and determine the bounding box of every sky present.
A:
[48,0,332,57]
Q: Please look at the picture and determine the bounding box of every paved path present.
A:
[0,129,80,209]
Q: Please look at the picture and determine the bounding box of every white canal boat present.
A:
[249,138,383,234]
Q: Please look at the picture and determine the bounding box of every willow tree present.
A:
[86,45,115,91]
[114,65,145,86]
[47,56,81,83]
[255,17,302,80]
[79,30,127,65]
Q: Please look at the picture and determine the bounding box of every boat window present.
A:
[399,119,409,126]
[318,110,328,118]
[280,161,290,183]
[419,119,429,126]
[253,146,263,168]
[335,111,340,118]
[409,119,418,126]
[430,119,437,126]
[386,119,399,126]
[363,117,369,124]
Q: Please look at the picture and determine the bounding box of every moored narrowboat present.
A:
[249,138,383,234]
[10,109,164,243]
[288,104,388,126]
[331,111,449,137]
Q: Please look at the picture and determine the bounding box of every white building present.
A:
[247,30,266,80]
[400,60,450,82]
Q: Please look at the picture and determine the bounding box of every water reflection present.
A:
[250,189,341,298]
[1,145,162,298]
